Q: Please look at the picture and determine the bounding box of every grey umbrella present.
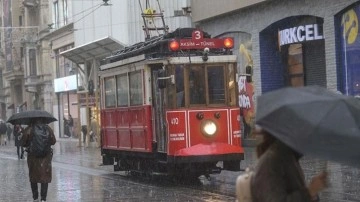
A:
[256,85,360,167]
[7,110,57,125]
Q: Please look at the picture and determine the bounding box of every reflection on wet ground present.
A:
[0,138,360,201]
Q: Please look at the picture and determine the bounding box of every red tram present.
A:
[99,28,244,177]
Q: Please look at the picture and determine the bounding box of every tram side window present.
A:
[104,77,116,108]
[208,66,225,104]
[176,65,184,107]
[129,71,143,106]
[117,74,129,106]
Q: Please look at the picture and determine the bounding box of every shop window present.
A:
[104,77,116,108]
[116,74,129,106]
[129,70,143,106]
[287,44,304,87]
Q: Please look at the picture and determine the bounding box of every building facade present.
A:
[0,0,53,122]
[191,0,360,140]
[57,0,193,142]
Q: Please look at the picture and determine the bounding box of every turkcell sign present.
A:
[278,24,324,46]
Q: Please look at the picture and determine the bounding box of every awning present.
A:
[60,36,125,64]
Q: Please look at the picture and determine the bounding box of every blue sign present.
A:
[340,5,360,95]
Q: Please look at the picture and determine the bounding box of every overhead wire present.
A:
[51,2,103,28]
[72,4,103,24]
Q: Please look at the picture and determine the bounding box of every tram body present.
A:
[99,28,244,177]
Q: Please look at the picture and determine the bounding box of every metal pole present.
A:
[76,64,82,147]
[86,91,89,147]
[57,93,62,138]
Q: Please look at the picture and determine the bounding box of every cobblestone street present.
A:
[0,138,359,201]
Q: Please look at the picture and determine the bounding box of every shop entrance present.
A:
[260,16,326,93]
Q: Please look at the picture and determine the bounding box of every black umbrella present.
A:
[256,85,360,167]
[7,110,57,125]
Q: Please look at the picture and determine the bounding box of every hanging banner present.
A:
[340,5,360,95]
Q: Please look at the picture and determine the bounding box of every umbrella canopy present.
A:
[256,85,360,167]
[7,110,57,125]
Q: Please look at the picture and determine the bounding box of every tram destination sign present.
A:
[178,30,228,50]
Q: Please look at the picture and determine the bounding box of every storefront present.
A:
[260,16,326,92]
[194,0,359,142]
[60,37,124,146]
[337,3,360,96]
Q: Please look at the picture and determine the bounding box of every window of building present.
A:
[53,0,70,28]
[29,49,37,76]
[19,16,23,26]
[53,1,59,28]
[116,74,129,106]
[56,45,74,78]
[20,47,24,59]
[129,70,143,106]
[62,0,68,24]
[104,77,116,108]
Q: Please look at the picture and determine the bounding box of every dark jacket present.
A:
[251,140,313,202]
[21,124,56,183]
[13,125,23,147]
[0,122,7,134]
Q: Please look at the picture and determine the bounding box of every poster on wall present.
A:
[236,33,255,139]
[341,4,360,96]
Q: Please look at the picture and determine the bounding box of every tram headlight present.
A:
[201,120,217,137]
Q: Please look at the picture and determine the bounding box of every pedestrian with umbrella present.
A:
[7,110,57,202]
[246,85,360,202]
[248,128,328,202]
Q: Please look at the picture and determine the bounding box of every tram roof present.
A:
[60,36,125,64]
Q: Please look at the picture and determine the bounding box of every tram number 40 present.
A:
[171,118,179,125]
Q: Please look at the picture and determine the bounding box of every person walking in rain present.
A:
[90,116,99,146]
[21,118,56,202]
[0,120,8,145]
[68,114,74,137]
[249,128,328,202]
[6,123,12,142]
[14,124,24,159]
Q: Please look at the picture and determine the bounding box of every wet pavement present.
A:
[0,138,359,201]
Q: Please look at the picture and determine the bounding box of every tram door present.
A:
[152,67,167,152]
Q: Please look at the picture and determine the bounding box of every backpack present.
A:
[29,124,51,157]
[235,167,253,202]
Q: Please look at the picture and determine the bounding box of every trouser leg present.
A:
[30,182,39,200]
[40,183,48,201]
[21,146,24,158]
[16,146,20,157]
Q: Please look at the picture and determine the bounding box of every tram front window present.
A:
[208,66,225,104]
[189,66,206,105]
[171,64,228,108]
